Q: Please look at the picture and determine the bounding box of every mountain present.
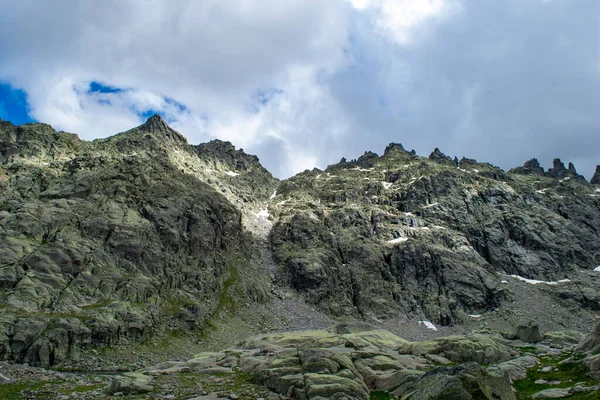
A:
[0,116,599,399]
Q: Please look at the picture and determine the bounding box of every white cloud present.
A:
[0,0,350,139]
[1,0,600,180]
[348,0,460,44]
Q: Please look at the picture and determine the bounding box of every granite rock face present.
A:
[1,116,600,370]
[270,144,600,325]
[0,116,277,366]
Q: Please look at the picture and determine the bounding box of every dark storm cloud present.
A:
[325,0,600,178]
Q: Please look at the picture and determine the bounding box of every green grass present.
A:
[517,346,538,356]
[371,390,400,400]
[0,381,57,400]
[513,352,597,400]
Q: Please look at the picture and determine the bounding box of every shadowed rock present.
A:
[429,148,454,164]
[509,158,545,176]
[516,321,543,343]
[591,165,600,185]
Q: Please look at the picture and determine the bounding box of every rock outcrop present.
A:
[577,321,600,355]
[591,165,600,185]
[428,148,454,165]
[509,158,545,176]
[0,116,277,366]
[270,143,600,325]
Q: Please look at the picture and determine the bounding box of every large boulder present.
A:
[516,321,543,343]
[393,362,516,400]
[576,321,600,354]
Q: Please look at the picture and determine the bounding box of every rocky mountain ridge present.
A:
[0,115,599,399]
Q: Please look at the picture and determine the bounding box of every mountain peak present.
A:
[140,114,170,133]
[136,114,188,145]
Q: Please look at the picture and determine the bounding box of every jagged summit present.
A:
[429,148,454,164]
[547,158,587,182]
[592,165,600,184]
[135,114,188,145]
[139,114,170,133]
[509,158,545,176]
[195,138,271,175]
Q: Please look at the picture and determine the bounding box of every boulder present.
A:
[108,372,154,395]
[487,355,539,381]
[516,321,543,343]
[531,388,571,399]
[397,334,518,364]
[576,320,600,354]
[393,362,516,400]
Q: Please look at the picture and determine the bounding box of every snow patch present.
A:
[269,190,277,199]
[501,280,508,284]
[594,266,600,272]
[422,202,439,209]
[255,209,270,218]
[559,177,571,183]
[419,321,438,331]
[536,189,548,194]
[508,275,571,285]
[387,237,408,245]
[468,315,482,319]
[225,171,239,177]
[381,182,393,189]
[353,167,373,172]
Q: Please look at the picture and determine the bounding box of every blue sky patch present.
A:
[249,88,283,113]
[0,83,34,125]
[88,81,123,94]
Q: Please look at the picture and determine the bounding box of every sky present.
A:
[0,0,599,179]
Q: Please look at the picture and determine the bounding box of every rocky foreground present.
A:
[0,116,599,398]
[1,321,600,399]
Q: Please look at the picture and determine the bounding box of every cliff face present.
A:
[269,146,600,324]
[0,116,277,366]
[0,117,599,368]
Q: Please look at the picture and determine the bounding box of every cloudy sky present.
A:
[0,0,599,179]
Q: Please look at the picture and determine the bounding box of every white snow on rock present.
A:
[536,189,548,194]
[422,202,439,209]
[468,315,482,318]
[381,182,393,189]
[508,275,571,285]
[594,266,600,272]
[387,237,408,245]
[419,321,438,331]
[225,171,239,177]
[269,190,277,199]
[255,209,270,218]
